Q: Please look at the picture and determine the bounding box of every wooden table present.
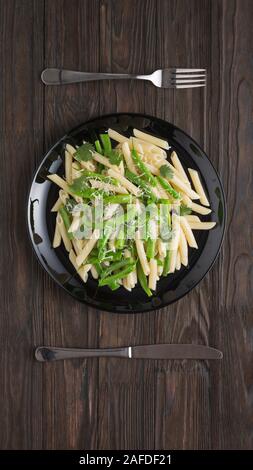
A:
[0,0,252,450]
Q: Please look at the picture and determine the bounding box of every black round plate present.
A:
[27,113,226,313]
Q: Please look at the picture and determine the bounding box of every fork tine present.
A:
[173,83,206,89]
[174,68,206,72]
[171,74,206,79]
[172,78,206,84]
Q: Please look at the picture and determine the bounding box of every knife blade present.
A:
[35,344,222,362]
[131,344,223,360]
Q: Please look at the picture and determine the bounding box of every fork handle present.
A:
[35,346,130,361]
[41,68,149,85]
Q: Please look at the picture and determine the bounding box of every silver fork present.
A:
[41,68,206,89]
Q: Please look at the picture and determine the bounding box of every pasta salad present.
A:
[48,128,215,296]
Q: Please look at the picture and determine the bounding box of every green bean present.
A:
[99,263,136,286]
[137,261,152,297]
[95,139,103,154]
[107,280,120,291]
[101,258,134,279]
[115,226,125,249]
[131,148,157,187]
[100,134,112,154]
[146,238,156,260]
[158,198,171,205]
[163,250,171,275]
[103,195,133,204]
[156,175,181,199]
[125,169,158,201]
[59,207,73,239]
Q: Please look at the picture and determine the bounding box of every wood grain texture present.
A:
[0,0,252,451]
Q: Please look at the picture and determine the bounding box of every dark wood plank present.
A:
[0,0,44,449]
[154,0,212,450]
[207,0,253,450]
[43,0,100,449]
[98,0,156,450]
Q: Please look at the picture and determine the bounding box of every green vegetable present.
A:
[99,134,112,154]
[95,139,103,154]
[180,205,192,216]
[163,250,171,275]
[125,169,157,202]
[137,261,152,297]
[107,280,120,291]
[115,226,125,249]
[146,238,156,260]
[158,198,171,205]
[74,142,94,162]
[157,175,181,199]
[160,164,173,179]
[69,175,89,196]
[157,259,163,267]
[103,194,132,204]
[131,148,157,187]
[59,206,73,239]
[101,259,134,279]
[107,149,123,166]
[99,263,136,286]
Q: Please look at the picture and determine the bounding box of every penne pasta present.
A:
[171,151,191,185]
[122,141,138,174]
[135,230,150,275]
[180,217,198,249]
[76,229,100,267]
[179,227,188,266]
[171,174,200,200]
[65,150,72,185]
[148,259,157,290]
[188,221,216,230]
[51,197,62,212]
[65,144,76,156]
[108,128,129,144]
[191,202,212,215]
[48,174,74,196]
[176,251,181,270]
[52,222,61,248]
[133,128,169,150]
[169,214,181,273]
[188,168,210,206]
[56,213,72,252]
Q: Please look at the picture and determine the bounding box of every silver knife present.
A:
[35,344,222,362]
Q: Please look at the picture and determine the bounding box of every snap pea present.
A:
[95,139,103,154]
[99,134,112,154]
[146,238,156,260]
[101,258,134,279]
[99,263,136,286]
[103,195,132,204]
[156,175,181,199]
[125,169,158,202]
[137,261,152,297]
[131,149,157,187]
[59,206,73,239]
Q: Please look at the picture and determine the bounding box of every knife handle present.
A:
[35,346,131,362]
